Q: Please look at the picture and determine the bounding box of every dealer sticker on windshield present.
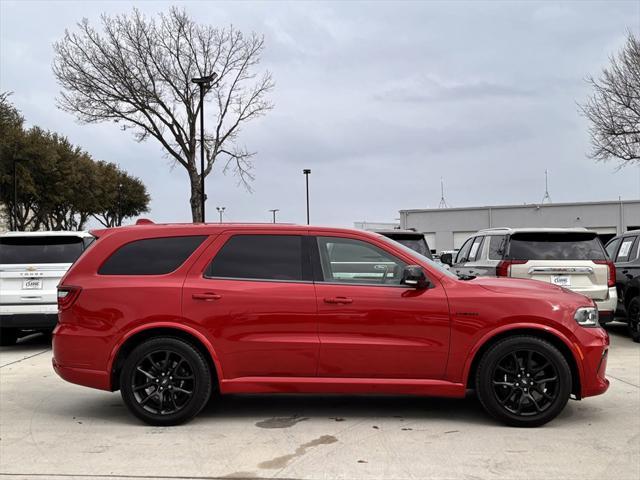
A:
[551,275,571,287]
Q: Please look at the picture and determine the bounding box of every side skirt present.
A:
[219,376,466,397]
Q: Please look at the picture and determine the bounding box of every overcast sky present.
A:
[1,0,639,227]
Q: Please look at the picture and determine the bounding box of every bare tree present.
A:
[53,8,274,221]
[581,32,640,166]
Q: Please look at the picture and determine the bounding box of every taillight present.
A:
[594,260,616,288]
[57,286,81,311]
[496,260,527,277]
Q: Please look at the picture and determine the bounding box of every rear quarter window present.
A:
[98,236,206,275]
[507,232,606,261]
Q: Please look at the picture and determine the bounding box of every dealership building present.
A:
[398,199,640,253]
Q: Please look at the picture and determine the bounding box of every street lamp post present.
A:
[216,206,226,223]
[268,209,279,223]
[303,169,311,225]
[116,182,123,227]
[191,72,219,223]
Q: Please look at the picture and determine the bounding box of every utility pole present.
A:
[216,206,226,223]
[268,209,279,223]
[303,169,311,225]
[191,72,219,223]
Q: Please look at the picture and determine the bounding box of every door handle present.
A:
[192,292,222,301]
[324,296,353,304]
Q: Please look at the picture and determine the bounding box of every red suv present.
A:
[53,223,609,427]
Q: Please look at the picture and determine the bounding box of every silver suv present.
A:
[0,231,94,345]
[441,228,617,324]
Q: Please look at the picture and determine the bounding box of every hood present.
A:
[472,276,590,301]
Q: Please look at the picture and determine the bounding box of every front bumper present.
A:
[575,326,610,398]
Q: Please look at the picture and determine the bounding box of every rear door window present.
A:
[0,236,84,264]
[615,237,638,263]
[507,232,606,261]
[99,236,206,275]
[488,235,506,260]
[206,235,304,281]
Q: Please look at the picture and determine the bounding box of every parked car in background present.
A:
[441,228,616,324]
[605,231,640,342]
[53,222,609,427]
[0,231,94,345]
[374,229,433,259]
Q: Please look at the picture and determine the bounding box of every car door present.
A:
[182,231,319,379]
[613,235,640,307]
[312,233,450,379]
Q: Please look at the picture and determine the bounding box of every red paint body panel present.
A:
[52,223,609,404]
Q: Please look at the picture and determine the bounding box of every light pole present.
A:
[12,156,19,231]
[303,169,311,225]
[191,72,218,223]
[216,206,226,223]
[268,209,279,223]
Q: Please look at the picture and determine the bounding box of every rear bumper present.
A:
[52,358,110,391]
[594,287,617,317]
[0,312,58,329]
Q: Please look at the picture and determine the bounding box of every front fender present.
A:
[460,322,584,390]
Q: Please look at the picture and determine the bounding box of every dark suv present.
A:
[605,231,640,342]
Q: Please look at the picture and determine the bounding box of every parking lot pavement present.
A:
[0,327,638,480]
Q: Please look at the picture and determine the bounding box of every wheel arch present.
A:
[464,326,583,399]
[108,323,223,392]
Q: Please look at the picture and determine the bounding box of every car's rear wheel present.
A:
[120,337,212,426]
[475,336,571,427]
[627,296,640,343]
[0,328,18,346]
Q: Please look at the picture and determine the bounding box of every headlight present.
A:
[574,307,599,327]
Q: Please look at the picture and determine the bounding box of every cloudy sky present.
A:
[1,0,639,227]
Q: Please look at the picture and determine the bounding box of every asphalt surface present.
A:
[0,324,638,480]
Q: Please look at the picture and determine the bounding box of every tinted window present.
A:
[616,237,637,263]
[605,238,621,259]
[317,236,406,285]
[99,236,206,275]
[488,235,506,260]
[382,234,432,259]
[469,236,485,261]
[0,236,84,264]
[455,238,474,264]
[508,232,606,261]
[207,235,303,281]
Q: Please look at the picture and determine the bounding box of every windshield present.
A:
[508,232,606,261]
[377,235,458,279]
[0,236,85,264]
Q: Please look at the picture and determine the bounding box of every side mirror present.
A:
[401,265,431,289]
[440,253,453,266]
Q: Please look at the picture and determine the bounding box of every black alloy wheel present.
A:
[120,337,212,426]
[476,336,571,427]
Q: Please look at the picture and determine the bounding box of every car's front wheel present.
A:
[475,335,571,427]
[626,296,640,343]
[120,336,212,426]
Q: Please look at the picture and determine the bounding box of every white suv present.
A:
[442,228,617,324]
[0,231,94,345]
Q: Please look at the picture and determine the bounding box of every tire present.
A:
[120,337,212,426]
[627,296,640,343]
[475,335,572,427]
[0,328,18,346]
